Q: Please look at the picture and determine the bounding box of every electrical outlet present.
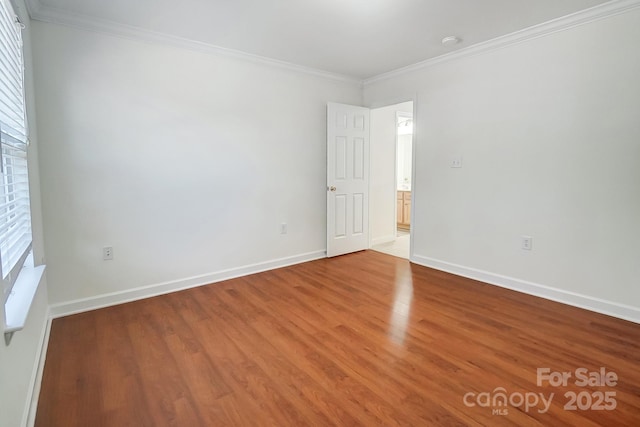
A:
[522,236,533,251]
[280,223,287,235]
[103,246,113,260]
[451,157,462,168]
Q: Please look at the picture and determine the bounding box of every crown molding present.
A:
[23,0,361,85]
[23,0,640,87]
[364,0,640,86]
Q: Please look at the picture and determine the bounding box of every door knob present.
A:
[329,186,336,192]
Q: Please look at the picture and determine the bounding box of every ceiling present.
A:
[29,0,611,79]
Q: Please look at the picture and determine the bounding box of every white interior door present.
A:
[327,102,370,257]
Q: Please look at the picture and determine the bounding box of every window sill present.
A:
[4,255,46,345]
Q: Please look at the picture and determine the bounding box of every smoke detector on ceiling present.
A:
[441,36,462,47]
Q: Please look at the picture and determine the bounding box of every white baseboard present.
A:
[25,308,52,427]
[49,250,326,318]
[370,235,396,246]
[411,254,640,325]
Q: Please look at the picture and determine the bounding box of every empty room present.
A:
[1,0,639,426]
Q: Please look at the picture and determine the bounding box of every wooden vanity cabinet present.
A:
[397,191,411,230]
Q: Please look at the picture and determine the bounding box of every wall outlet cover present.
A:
[103,246,113,260]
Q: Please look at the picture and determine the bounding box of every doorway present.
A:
[369,101,414,259]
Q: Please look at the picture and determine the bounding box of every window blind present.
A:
[0,0,31,299]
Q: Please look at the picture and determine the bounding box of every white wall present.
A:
[31,21,362,308]
[397,134,412,189]
[0,1,50,426]
[364,9,640,320]
[370,101,412,245]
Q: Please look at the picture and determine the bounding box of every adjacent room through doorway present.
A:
[369,101,414,259]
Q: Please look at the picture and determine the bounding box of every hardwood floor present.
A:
[35,251,640,426]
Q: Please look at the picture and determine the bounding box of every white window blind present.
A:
[0,0,31,300]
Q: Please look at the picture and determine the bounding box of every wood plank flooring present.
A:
[35,251,640,426]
